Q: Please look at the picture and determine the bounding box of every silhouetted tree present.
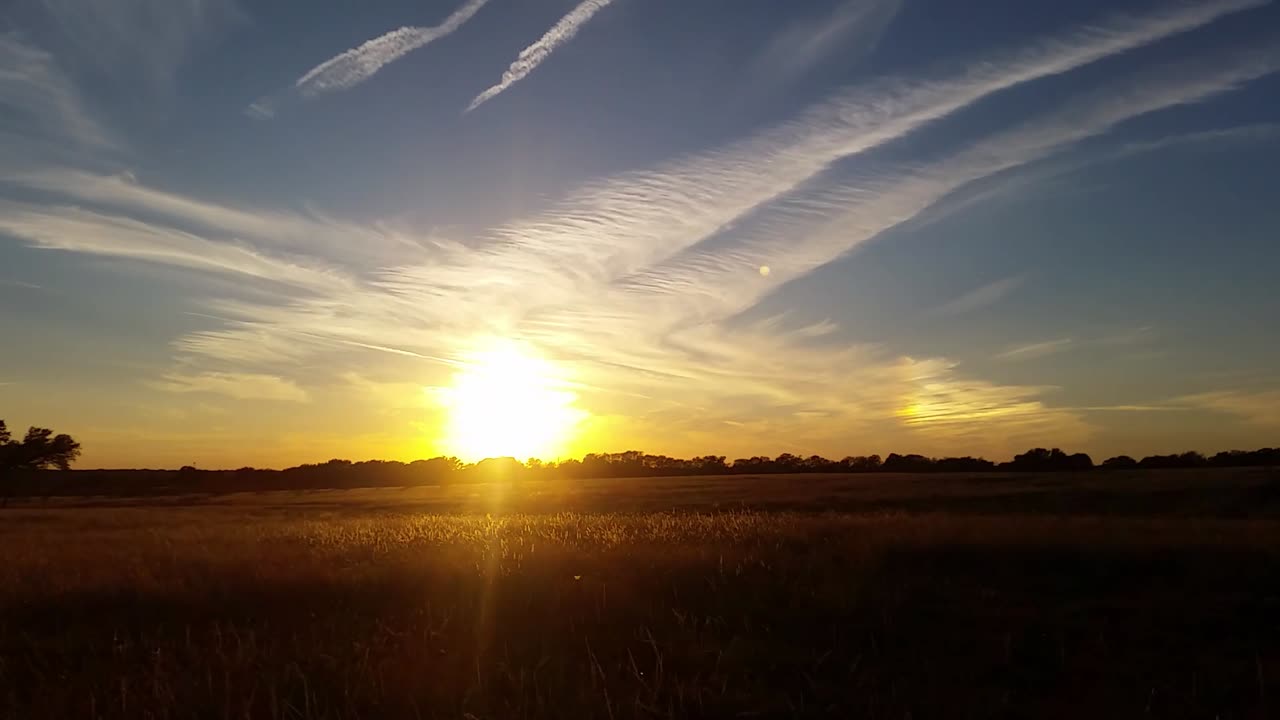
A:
[934,456,997,472]
[1005,448,1092,472]
[0,420,82,506]
[774,453,804,472]
[1101,455,1138,470]
[1178,451,1207,468]
[1138,452,1208,470]
[882,453,935,472]
[1067,453,1095,471]
[471,456,524,483]
[730,456,774,473]
[1208,448,1280,467]
[839,455,882,472]
[689,455,728,474]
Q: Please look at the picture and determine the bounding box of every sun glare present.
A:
[438,341,585,461]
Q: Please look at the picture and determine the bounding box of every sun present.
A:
[437,341,586,462]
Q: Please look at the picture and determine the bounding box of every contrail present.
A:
[466,0,616,112]
[296,0,490,97]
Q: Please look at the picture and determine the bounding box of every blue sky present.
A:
[2,0,1279,468]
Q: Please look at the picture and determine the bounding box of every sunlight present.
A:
[437,341,586,461]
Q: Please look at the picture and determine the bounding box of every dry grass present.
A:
[3,474,1280,718]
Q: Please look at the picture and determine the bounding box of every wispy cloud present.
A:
[991,327,1158,363]
[752,0,903,86]
[603,41,1280,331]
[1180,390,1280,427]
[341,372,433,414]
[32,0,243,89]
[893,359,1085,448]
[0,201,354,293]
[0,34,115,154]
[431,0,1268,313]
[155,0,1276,456]
[250,0,490,116]
[150,371,310,403]
[466,0,616,112]
[244,100,276,120]
[1095,326,1158,347]
[929,275,1026,318]
[913,124,1280,231]
[994,339,1075,362]
[12,0,1270,457]
[1072,404,1184,413]
[1,167,423,268]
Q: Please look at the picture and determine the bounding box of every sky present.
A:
[2,0,1279,469]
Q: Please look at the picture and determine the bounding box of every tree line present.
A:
[2,416,1278,498]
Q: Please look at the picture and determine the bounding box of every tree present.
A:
[882,453,934,472]
[1006,448,1092,472]
[1101,455,1138,470]
[0,420,82,506]
[1066,452,1095,471]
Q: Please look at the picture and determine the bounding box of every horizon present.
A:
[3,0,1280,468]
[36,443,1280,473]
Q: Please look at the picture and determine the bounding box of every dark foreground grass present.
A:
[3,486,1280,718]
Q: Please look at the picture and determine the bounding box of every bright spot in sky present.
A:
[759,265,771,277]
[438,341,586,461]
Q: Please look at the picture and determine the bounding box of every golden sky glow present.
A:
[2,1,1279,469]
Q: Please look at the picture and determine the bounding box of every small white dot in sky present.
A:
[758,265,771,277]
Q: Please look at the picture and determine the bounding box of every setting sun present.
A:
[436,341,586,461]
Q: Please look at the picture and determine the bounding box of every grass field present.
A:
[3,470,1279,718]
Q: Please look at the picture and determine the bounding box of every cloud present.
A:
[244,100,276,120]
[606,37,1280,329]
[32,0,243,89]
[1095,326,1158,347]
[1072,405,1184,413]
[1180,390,1280,427]
[152,1,1277,458]
[913,123,1280,232]
[0,201,354,293]
[752,0,903,85]
[570,335,1093,458]
[431,0,1267,314]
[13,0,1266,458]
[0,34,115,154]
[340,372,433,414]
[150,371,309,403]
[249,0,490,115]
[1115,123,1280,157]
[994,339,1075,362]
[893,358,1089,450]
[990,328,1157,363]
[1,167,424,268]
[298,0,490,96]
[466,0,616,112]
[929,275,1026,317]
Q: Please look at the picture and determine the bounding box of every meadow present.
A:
[3,470,1279,718]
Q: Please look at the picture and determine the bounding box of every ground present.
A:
[2,470,1279,718]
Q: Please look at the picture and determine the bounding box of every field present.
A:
[3,470,1280,718]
